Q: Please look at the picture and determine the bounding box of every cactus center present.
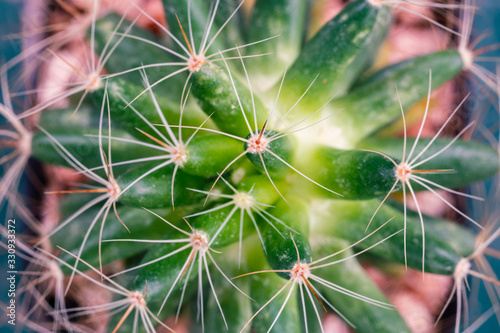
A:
[48,260,64,282]
[108,179,121,200]
[459,46,474,70]
[396,162,412,181]
[455,258,471,281]
[172,144,188,166]
[247,131,270,153]
[19,132,33,155]
[291,262,311,282]
[188,55,206,72]
[129,291,146,307]
[88,72,103,91]
[190,231,209,254]
[233,192,255,209]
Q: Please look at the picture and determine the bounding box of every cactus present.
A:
[1,0,500,332]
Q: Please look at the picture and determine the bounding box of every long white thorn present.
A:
[406,70,432,164]
[409,94,470,168]
[220,52,253,135]
[407,182,425,276]
[240,279,293,333]
[411,177,483,229]
[267,283,296,333]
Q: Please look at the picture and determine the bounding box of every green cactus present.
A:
[1,0,500,332]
